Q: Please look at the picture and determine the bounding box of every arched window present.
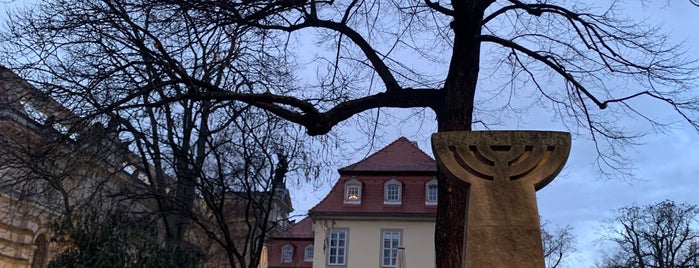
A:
[344,178,362,204]
[304,244,314,261]
[30,234,47,268]
[281,244,294,263]
[425,178,438,205]
[384,178,402,205]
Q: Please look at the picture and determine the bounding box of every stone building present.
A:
[0,66,292,268]
[0,66,149,267]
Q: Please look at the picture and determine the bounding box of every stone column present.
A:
[432,131,571,268]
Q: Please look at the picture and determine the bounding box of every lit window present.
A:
[304,245,314,261]
[347,186,360,200]
[425,178,438,205]
[384,178,402,204]
[327,229,348,265]
[282,244,293,263]
[344,178,362,204]
[381,230,401,268]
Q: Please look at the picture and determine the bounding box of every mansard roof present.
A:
[338,137,436,175]
[310,138,437,217]
[273,217,314,239]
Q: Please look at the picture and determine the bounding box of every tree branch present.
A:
[480,34,607,109]
[124,86,441,136]
[424,0,455,16]
[249,17,403,92]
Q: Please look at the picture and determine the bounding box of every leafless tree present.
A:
[542,221,576,268]
[2,1,698,267]
[0,29,306,268]
[598,200,699,268]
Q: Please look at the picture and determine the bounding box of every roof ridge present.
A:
[404,136,435,161]
[309,177,343,212]
[338,137,433,171]
[340,137,405,170]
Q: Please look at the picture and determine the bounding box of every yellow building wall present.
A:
[312,219,435,268]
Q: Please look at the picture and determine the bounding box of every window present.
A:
[281,244,293,263]
[381,230,402,268]
[304,245,314,261]
[384,178,402,204]
[347,186,360,200]
[386,185,399,201]
[425,178,438,205]
[327,229,348,265]
[344,178,362,204]
[30,234,47,268]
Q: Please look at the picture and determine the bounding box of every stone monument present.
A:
[432,131,571,268]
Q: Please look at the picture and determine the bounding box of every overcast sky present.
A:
[1,1,698,267]
[284,2,699,267]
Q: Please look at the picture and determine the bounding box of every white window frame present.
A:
[327,229,348,266]
[281,244,294,263]
[304,244,314,262]
[381,230,402,268]
[344,178,362,204]
[384,178,402,205]
[425,178,438,205]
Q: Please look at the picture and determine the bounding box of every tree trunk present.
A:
[434,1,488,267]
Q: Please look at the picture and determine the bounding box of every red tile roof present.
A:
[338,137,436,174]
[275,217,314,239]
[311,138,437,217]
[268,218,314,267]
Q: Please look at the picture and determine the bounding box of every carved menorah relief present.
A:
[432,131,571,268]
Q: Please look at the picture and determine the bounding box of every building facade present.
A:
[270,138,437,268]
[0,66,292,268]
[0,65,143,268]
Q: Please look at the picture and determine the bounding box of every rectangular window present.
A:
[382,231,401,268]
[328,229,347,265]
[305,245,314,261]
[386,184,400,201]
[347,186,360,201]
[281,245,293,263]
[427,184,438,203]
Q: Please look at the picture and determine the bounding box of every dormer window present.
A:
[304,245,314,261]
[425,178,438,205]
[384,178,402,205]
[344,178,362,204]
[281,244,294,263]
[347,186,360,200]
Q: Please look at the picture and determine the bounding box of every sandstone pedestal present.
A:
[432,131,571,268]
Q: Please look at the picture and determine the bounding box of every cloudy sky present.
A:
[284,2,699,267]
[1,1,697,267]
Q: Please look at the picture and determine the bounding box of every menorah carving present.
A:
[432,131,571,268]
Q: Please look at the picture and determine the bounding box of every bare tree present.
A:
[542,221,576,268]
[2,1,698,267]
[598,200,699,268]
[0,34,304,268]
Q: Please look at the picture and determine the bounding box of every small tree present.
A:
[598,200,699,268]
[542,222,576,268]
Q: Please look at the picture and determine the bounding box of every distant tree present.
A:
[542,222,576,268]
[2,1,698,267]
[598,200,699,268]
